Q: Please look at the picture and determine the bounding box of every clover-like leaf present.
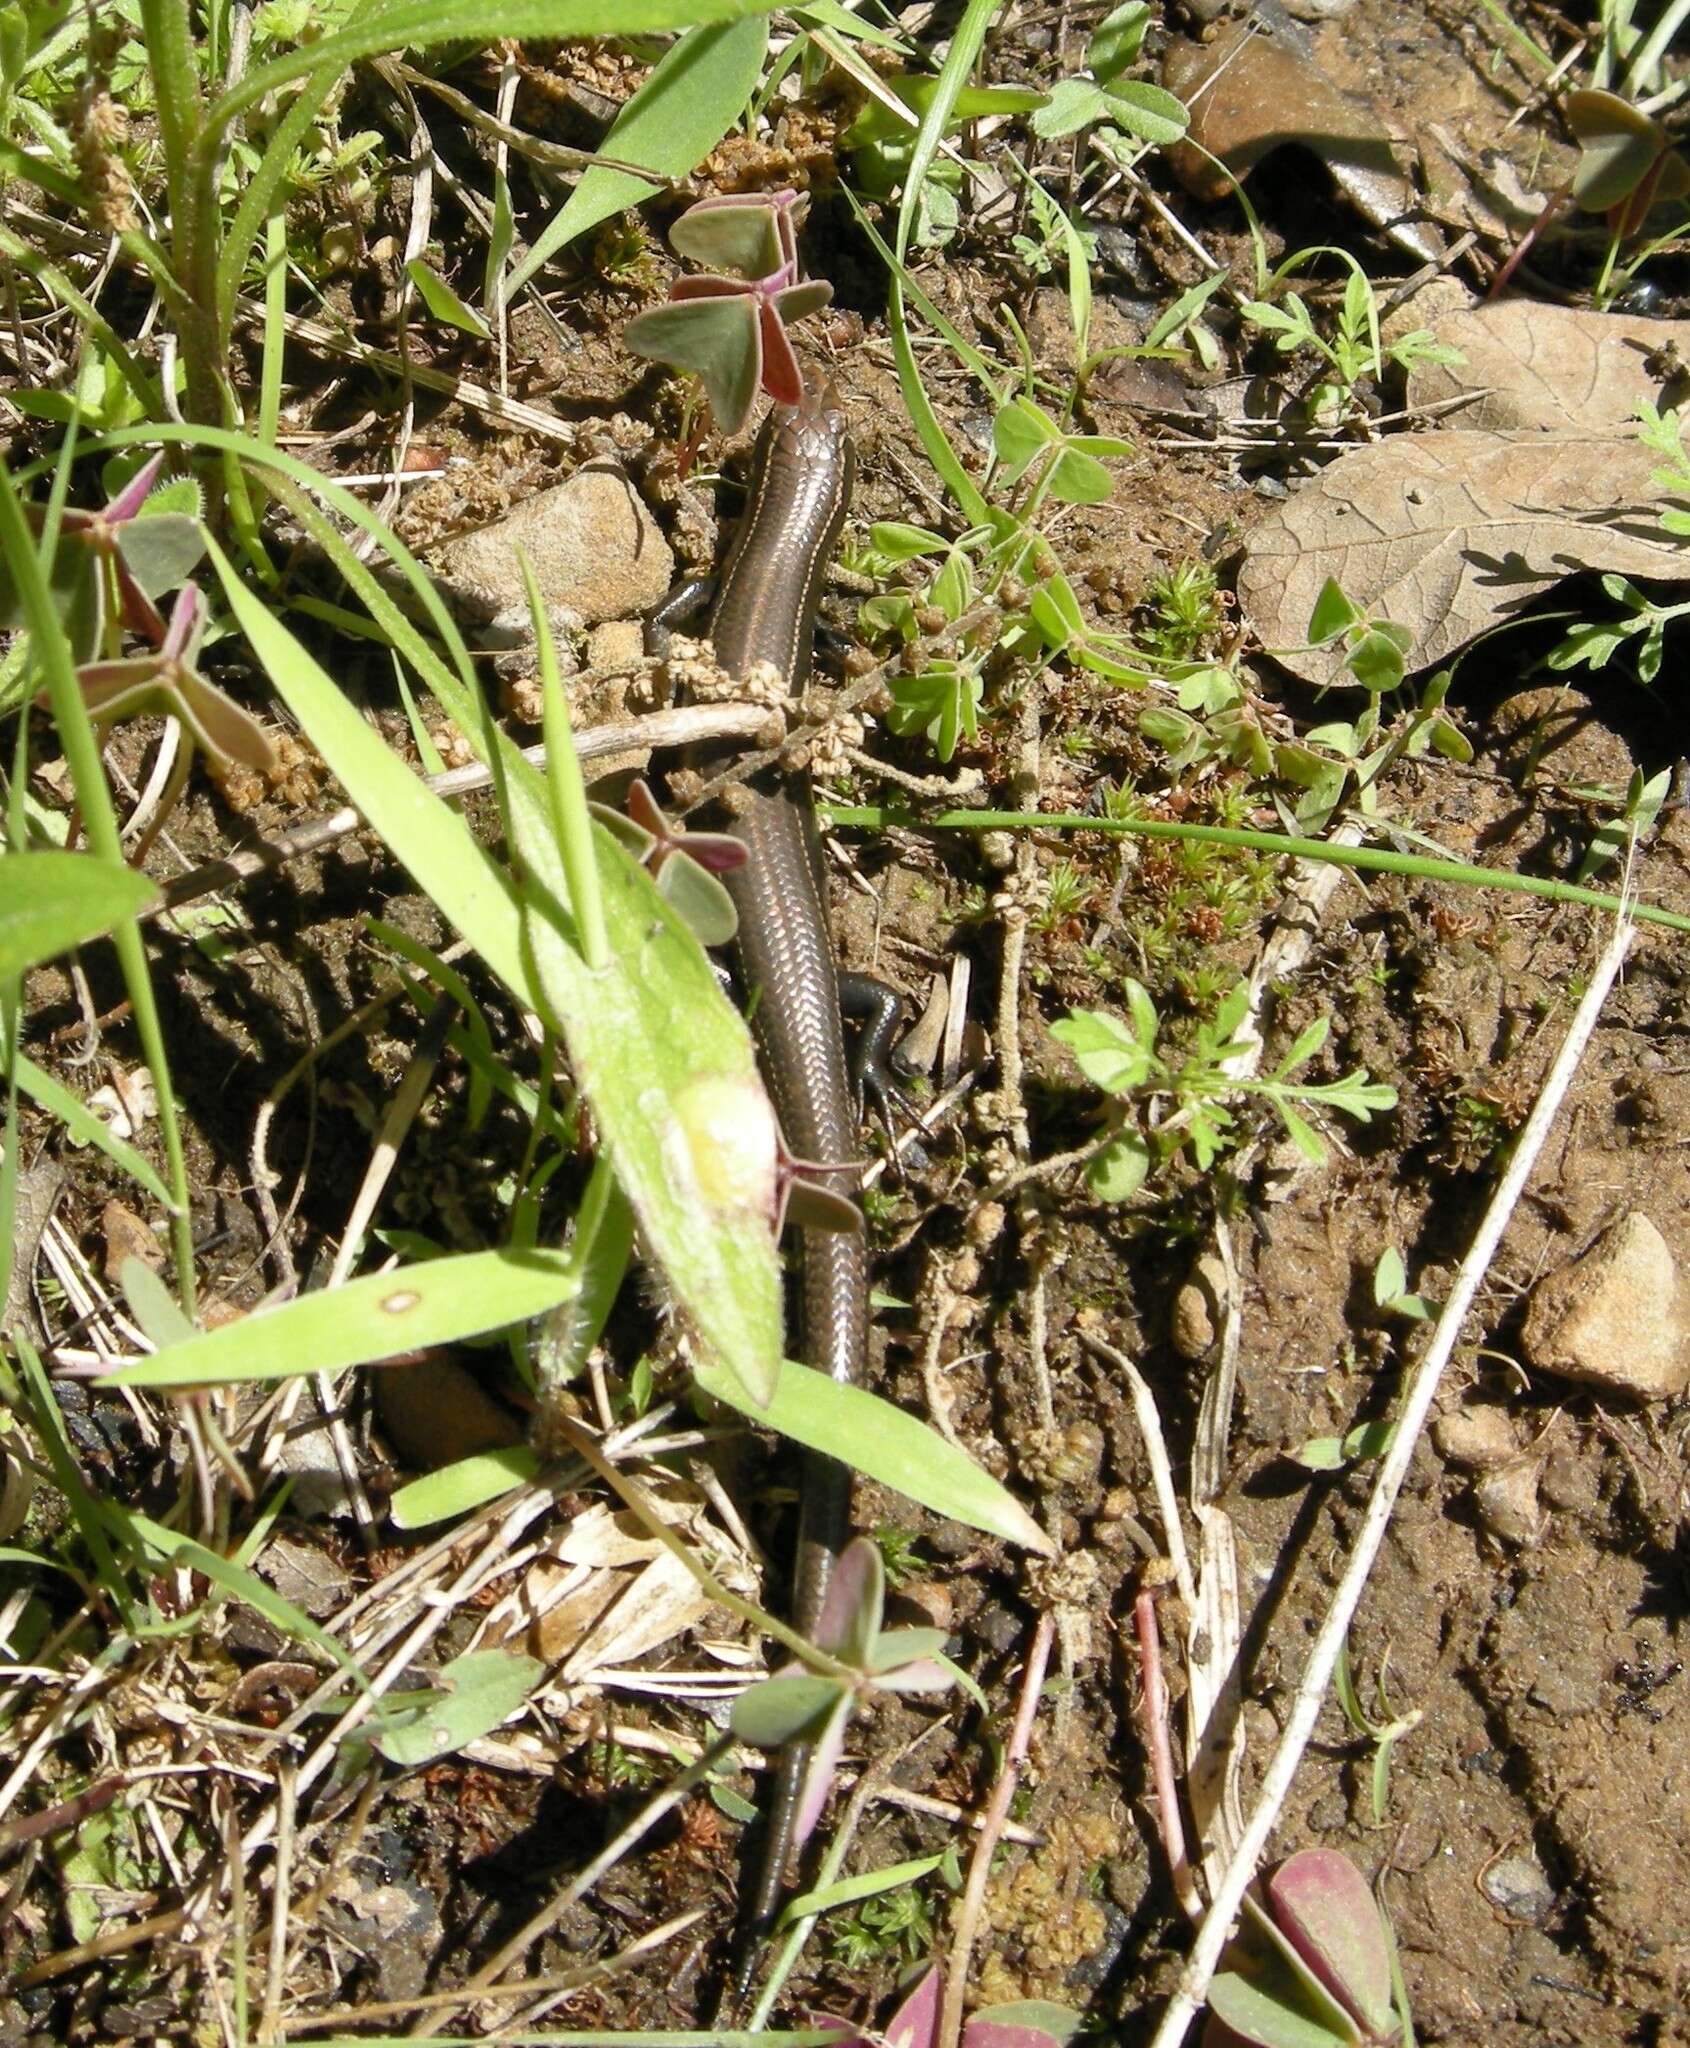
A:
[1567,87,1690,216]
[669,189,795,279]
[74,584,278,777]
[626,290,763,436]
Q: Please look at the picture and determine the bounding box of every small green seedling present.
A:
[1052,979,1396,1201]
[1548,406,1690,681]
[1240,267,1458,430]
[1205,1848,1410,2047]
[823,1957,1083,2048]
[845,80,1048,246]
[729,1537,954,1853]
[624,190,833,433]
[1372,1248,1433,1323]
[1030,0,1189,162]
[0,451,205,660]
[1334,1643,1423,1826]
[1305,577,1416,695]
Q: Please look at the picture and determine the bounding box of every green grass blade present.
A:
[389,1446,542,1529]
[0,459,194,1302]
[208,0,779,133]
[695,1356,1052,1552]
[822,803,1690,937]
[504,18,770,298]
[204,531,539,1004]
[100,1246,582,1388]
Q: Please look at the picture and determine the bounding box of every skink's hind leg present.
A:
[840,971,916,1139]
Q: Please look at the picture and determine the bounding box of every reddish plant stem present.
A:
[1137,1586,1203,1923]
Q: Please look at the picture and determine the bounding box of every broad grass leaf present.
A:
[406,260,493,339]
[3,1045,171,1202]
[0,852,158,978]
[206,534,536,1003]
[214,0,776,127]
[100,1248,582,1388]
[784,1854,945,1926]
[372,1648,543,1767]
[505,19,770,297]
[389,1447,541,1528]
[696,1357,1053,1553]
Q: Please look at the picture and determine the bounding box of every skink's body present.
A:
[708,389,863,1953]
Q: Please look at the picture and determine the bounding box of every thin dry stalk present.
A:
[1148,913,1635,2048]
[1078,1332,1196,1614]
[938,1609,1057,2048]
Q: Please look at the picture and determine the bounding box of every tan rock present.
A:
[586,618,647,673]
[1521,1212,1690,1401]
[1431,1404,1518,1471]
[1171,1249,1230,1360]
[435,463,673,628]
[1472,1456,1544,1548]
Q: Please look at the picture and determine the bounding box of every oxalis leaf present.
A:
[696,1356,1053,1553]
[204,536,784,1412]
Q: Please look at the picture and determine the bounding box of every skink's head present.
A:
[763,379,854,490]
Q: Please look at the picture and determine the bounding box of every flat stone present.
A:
[1432,1404,1518,1471]
[435,462,673,628]
[1473,1456,1544,1548]
[1521,1212,1690,1401]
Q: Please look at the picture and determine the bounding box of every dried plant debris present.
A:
[1162,1,1443,266]
[1406,301,1690,433]
[1238,428,1685,680]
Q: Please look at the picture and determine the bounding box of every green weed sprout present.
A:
[624,190,833,434]
[1205,1848,1411,2047]
[1052,979,1396,1201]
[1334,1643,1423,1826]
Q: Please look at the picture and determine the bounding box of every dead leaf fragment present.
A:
[1163,6,1443,265]
[1238,429,1684,681]
[1407,301,1690,432]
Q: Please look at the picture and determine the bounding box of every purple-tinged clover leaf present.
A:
[1267,1850,1398,2044]
[729,1537,955,1855]
[624,190,835,435]
[0,453,206,659]
[817,1963,1083,2048]
[590,776,745,947]
[1204,1849,1405,2048]
[74,583,277,780]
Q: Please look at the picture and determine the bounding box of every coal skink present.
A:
[702,387,890,1974]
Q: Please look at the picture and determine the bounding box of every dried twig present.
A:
[938,1609,1057,2048]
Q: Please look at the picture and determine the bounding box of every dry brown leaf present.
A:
[1408,301,1690,433]
[1238,429,1684,682]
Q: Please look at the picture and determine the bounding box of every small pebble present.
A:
[1522,1212,1690,1401]
[1482,1855,1555,1925]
